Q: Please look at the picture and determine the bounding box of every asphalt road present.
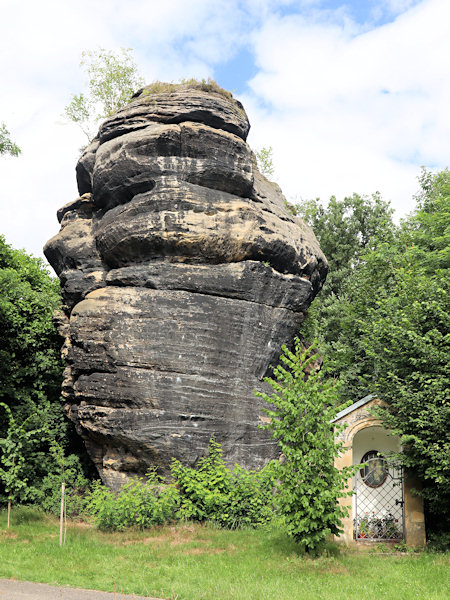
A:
[0,579,165,600]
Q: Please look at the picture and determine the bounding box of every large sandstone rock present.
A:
[45,84,328,489]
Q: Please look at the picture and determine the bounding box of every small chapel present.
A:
[333,395,426,547]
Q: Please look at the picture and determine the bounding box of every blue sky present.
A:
[213,0,425,94]
[277,0,423,27]
[0,0,448,259]
[214,47,259,94]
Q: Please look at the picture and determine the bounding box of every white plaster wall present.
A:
[353,426,400,465]
[352,426,403,532]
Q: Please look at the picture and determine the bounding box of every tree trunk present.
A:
[7,499,11,529]
[59,482,65,546]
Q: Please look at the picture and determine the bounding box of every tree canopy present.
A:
[0,236,74,500]
[0,122,21,156]
[295,192,396,402]
[64,47,144,142]
[0,236,62,422]
[297,169,450,530]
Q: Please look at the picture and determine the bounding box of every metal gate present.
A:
[354,454,404,541]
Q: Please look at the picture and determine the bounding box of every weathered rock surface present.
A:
[45,84,328,489]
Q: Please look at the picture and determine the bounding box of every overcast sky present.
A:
[0,0,448,261]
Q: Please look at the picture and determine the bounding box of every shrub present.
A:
[35,453,90,517]
[171,436,275,529]
[257,340,359,552]
[83,439,275,532]
[85,469,179,531]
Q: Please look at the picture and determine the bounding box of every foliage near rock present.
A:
[295,193,395,404]
[0,122,21,156]
[257,340,358,552]
[85,438,275,532]
[171,436,275,529]
[0,236,94,505]
[297,169,450,533]
[36,451,90,517]
[86,470,179,531]
[64,48,144,142]
[255,146,275,178]
[0,236,62,439]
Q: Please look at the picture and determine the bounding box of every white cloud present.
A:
[244,0,450,214]
[0,0,448,260]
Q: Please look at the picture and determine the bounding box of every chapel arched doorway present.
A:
[352,426,404,541]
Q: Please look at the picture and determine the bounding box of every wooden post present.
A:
[59,482,65,547]
[7,500,11,529]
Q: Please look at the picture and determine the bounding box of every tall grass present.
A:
[136,78,234,101]
[0,507,448,600]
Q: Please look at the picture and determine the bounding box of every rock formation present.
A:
[44,82,328,489]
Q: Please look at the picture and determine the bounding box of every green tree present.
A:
[0,236,62,423]
[256,340,358,552]
[296,192,395,298]
[295,193,395,404]
[299,169,449,532]
[357,169,450,527]
[0,236,71,497]
[0,122,21,156]
[0,403,44,527]
[65,47,144,142]
[255,146,275,179]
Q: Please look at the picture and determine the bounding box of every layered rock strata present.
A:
[45,84,328,489]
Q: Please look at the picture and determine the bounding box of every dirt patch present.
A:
[118,525,238,556]
[120,524,198,547]
[0,530,18,539]
[183,546,225,555]
[67,519,93,529]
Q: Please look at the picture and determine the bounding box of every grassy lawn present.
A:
[0,507,448,600]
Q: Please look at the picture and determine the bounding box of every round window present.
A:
[360,450,388,488]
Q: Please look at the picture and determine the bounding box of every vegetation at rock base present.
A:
[256,340,358,552]
[171,436,275,529]
[0,235,93,510]
[0,122,21,156]
[85,437,275,532]
[64,47,145,141]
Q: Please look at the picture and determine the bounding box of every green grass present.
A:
[0,507,448,600]
[136,78,234,101]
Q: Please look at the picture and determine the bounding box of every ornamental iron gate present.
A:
[354,453,404,541]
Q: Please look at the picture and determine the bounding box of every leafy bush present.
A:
[35,453,90,517]
[426,531,450,553]
[83,439,274,532]
[171,436,275,529]
[257,340,359,552]
[85,469,179,531]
